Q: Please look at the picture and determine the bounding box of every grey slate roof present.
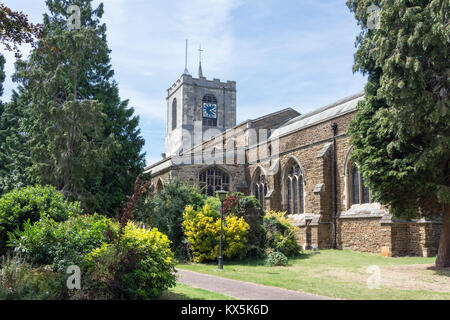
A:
[269,92,364,140]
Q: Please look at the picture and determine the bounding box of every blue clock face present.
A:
[202,103,217,119]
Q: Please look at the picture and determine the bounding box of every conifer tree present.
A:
[347,0,449,267]
[41,0,146,214]
[14,26,116,206]
[11,0,145,213]
[0,88,32,193]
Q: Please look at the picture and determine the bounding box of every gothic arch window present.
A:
[199,167,230,196]
[156,179,164,193]
[253,168,268,210]
[172,98,177,130]
[285,161,305,214]
[350,164,371,205]
[202,95,218,127]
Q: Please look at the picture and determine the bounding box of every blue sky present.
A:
[1,0,366,166]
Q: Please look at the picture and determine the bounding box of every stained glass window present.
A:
[199,167,230,196]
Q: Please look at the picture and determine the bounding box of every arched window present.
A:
[351,165,371,205]
[156,179,164,193]
[199,167,230,196]
[172,98,177,130]
[202,95,218,127]
[253,168,268,209]
[285,162,305,214]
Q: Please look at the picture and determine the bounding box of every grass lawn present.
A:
[159,283,235,300]
[177,249,450,300]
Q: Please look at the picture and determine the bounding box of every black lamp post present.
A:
[216,190,228,270]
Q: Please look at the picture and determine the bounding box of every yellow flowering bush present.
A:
[183,203,250,262]
[87,222,176,299]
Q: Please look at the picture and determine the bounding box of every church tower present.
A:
[165,46,236,157]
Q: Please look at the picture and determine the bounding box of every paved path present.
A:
[176,268,333,300]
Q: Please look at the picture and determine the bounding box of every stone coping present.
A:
[288,213,321,227]
[338,208,387,219]
[338,209,442,224]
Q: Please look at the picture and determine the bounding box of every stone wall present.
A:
[336,217,382,253]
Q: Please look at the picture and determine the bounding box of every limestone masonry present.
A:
[145,71,441,257]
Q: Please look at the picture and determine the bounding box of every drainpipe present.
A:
[331,122,338,249]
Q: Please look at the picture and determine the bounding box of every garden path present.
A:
[176,268,334,300]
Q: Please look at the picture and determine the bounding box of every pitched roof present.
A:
[270,92,364,140]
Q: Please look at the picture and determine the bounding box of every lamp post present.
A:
[216,190,228,270]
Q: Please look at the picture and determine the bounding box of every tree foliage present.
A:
[145,178,205,259]
[0,3,42,58]
[347,0,449,266]
[0,88,32,193]
[6,0,146,213]
[13,27,116,207]
[40,0,146,215]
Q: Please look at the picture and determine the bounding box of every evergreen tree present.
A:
[0,88,32,193]
[40,0,146,215]
[0,53,6,193]
[14,26,116,207]
[347,1,449,266]
[11,0,145,213]
[0,54,4,96]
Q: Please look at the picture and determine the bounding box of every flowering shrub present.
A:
[87,222,177,299]
[183,203,249,262]
[263,211,301,257]
[223,193,266,257]
[144,178,205,259]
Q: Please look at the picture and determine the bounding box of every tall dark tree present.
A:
[0,54,5,96]
[41,0,146,215]
[11,0,145,213]
[0,87,32,193]
[347,0,449,267]
[14,26,116,206]
[0,53,6,192]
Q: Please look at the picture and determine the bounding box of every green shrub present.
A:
[143,178,205,259]
[0,255,67,300]
[8,214,115,272]
[183,203,250,262]
[224,194,266,257]
[87,222,177,299]
[0,185,82,255]
[263,211,301,257]
[265,251,288,266]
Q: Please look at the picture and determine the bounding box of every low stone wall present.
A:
[336,217,382,253]
[389,222,442,257]
[335,214,442,257]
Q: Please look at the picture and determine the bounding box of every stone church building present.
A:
[145,67,441,257]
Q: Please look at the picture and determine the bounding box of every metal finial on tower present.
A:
[198,44,204,78]
[183,39,190,75]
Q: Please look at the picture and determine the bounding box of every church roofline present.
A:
[144,155,172,175]
[269,92,364,142]
[246,107,300,127]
